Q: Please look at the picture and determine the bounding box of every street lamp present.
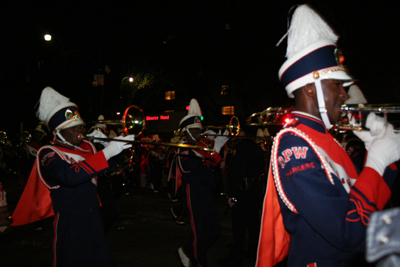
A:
[120,76,135,105]
[44,34,52,41]
[44,34,66,71]
[122,76,134,83]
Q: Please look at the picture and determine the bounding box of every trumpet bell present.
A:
[87,105,146,136]
[20,131,32,144]
[203,115,241,137]
[123,105,146,136]
[229,116,240,136]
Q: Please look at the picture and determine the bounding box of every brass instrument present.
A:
[80,134,215,152]
[85,105,215,152]
[87,105,146,136]
[20,131,32,144]
[337,104,400,132]
[202,116,241,137]
[247,107,294,127]
[245,104,400,133]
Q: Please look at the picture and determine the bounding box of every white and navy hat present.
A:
[179,99,203,132]
[278,5,354,129]
[95,115,107,130]
[278,5,353,98]
[36,87,85,135]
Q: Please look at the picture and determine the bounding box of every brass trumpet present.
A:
[245,104,400,133]
[337,104,400,132]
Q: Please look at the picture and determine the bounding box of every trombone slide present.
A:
[80,135,216,152]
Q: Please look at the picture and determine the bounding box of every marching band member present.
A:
[219,124,267,267]
[256,5,400,267]
[177,99,228,267]
[11,87,134,267]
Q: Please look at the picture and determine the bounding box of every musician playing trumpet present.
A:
[12,87,134,267]
[256,5,400,267]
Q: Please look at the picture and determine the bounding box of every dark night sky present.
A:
[0,1,399,136]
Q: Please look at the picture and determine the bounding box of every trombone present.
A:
[201,116,272,141]
[202,116,241,137]
[80,134,216,152]
[87,105,146,136]
[85,105,215,152]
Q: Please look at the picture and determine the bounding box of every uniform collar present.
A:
[54,140,87,151]
[291,111,328,134]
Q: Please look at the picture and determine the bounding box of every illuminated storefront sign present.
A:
[146,115,170,121]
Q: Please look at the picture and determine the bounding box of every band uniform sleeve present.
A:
[38,147,110,187]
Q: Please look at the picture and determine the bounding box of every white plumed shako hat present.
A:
[36,87,85,135]
[277,5,354,129]
[179,99,203,132]
[278,4,353,98]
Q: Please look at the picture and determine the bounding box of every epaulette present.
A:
[282,116,300,129]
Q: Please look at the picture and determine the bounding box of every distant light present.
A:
[186,105,190,111]
[339,55,345,64]
[44,34,52,41]
[116,112,121,116]
[284,118,290,123]
[128,77,134,82]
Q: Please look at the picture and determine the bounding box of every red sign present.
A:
[146,115,170,121]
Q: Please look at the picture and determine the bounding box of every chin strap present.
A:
[314,79,332,129]
[56,130,87,151]
[184,128,196,142]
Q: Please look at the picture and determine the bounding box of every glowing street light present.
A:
[44,34,52,41]
[43,33,66,71]
[122,76,134,83]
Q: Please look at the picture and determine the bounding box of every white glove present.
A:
[102,134,135,160]
[203,129,217,141]
[365,124,400,176]
[86,130,109,147]
[353,113,387,150]
[365,112,386,136]
[213,129,229,153]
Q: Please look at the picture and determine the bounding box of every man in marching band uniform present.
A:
[256,5,400,267]
[11,87,135,267]
[219,124,267,267]
[177,99,229,267]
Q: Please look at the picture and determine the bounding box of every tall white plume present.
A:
[37,87,70,121]
[188,99,202,117]
[286,4,338,58]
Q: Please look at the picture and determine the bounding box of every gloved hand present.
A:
[353,113,387,150]
[203,129,217,141]
[86,129,109,147]
[365,124,400,176]
[102,134,135,160]
[366,112,386,136]
[213,129,229,153]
